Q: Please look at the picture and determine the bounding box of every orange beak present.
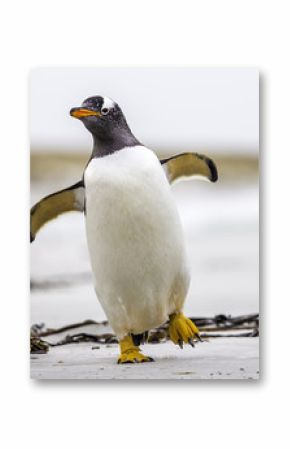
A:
[70,107,102,119]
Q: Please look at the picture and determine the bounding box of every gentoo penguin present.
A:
[31,95,218,363]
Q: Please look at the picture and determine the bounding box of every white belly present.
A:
[84,146,190,338]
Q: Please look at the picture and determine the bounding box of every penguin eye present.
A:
[101,107,109,116]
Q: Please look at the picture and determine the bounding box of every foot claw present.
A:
[188,338,195,347]
[169,313,201,348]
[118,353,154,364]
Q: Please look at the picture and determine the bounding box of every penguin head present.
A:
[70,96,128,139]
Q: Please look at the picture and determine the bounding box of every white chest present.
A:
[84,147,176,235]
[83,147,189,337]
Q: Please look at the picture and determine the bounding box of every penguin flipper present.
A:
[160,152,218,184]
[30,180,84,242]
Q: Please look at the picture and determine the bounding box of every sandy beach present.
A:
[31,338,259,380]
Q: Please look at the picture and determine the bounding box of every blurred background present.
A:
[30,67,259,327]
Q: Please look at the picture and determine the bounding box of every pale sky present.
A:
[30,67,259,154]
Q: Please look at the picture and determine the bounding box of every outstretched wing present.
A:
[160,152,218,184]
[30,153,217,242]
[30,180,85,242]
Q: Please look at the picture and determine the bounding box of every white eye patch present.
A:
[102,96,115,111]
